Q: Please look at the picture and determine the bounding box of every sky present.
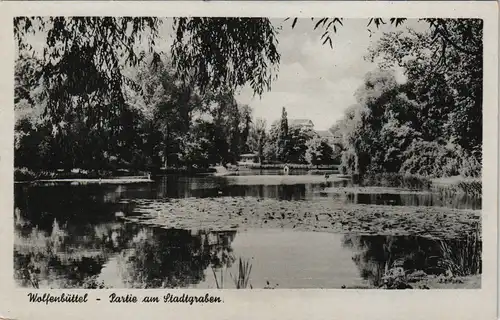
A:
[234,19,426,130]
[21,18,427,131]
[150,18,426,130]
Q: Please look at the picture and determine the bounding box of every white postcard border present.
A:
[0,2,497,320]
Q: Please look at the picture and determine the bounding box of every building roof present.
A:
[289,119,314,127]
[240,153,258,157]
[316,130,334,138]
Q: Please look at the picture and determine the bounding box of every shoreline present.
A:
[340,274,481,289]
[320,186,433,195]
[13,167,213,182]
[31,178,154,185]
[237,163,340,170]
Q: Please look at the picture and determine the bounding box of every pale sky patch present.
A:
[236,18,426,130]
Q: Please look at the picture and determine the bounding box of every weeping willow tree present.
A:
[14,17,281,134]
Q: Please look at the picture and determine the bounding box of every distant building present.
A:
[316,130,335,144]
[239,153,258,164]
[332,131,342,140]
[289,119,314,129]
[271,118,315,131]
[315,129,343,152]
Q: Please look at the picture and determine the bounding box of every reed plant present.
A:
[432,180,482,199]
[438,224,482,276]
[230,258,253,289]
[212,267,224,289]
[211,257,253,289]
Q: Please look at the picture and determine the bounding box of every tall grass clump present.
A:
[211,257,253,289]
[212,267,224,289]
[432,179,482,199]
[438,224,482,276]
[230,258,253,289]
[457,181,482,198]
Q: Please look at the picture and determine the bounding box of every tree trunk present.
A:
[164,126,169,169]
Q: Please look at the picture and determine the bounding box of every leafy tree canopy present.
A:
[15,17,480,132]
[14,17,280,131]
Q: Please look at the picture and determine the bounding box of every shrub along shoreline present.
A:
[355,172,481,198]
[14,167,481,198]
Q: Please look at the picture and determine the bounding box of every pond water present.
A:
[14,171,482,289]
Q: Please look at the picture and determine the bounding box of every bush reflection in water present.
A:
[15,209,481,289]
[15,211,238,289]
[343,228,481,288]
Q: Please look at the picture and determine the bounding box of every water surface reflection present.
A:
[15,211,237,289]
[15,211,481,289]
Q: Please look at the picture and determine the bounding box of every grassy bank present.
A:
[321,186,432,195]
[431,176,482,198]
[156,167,216,175]
[356,173,481,198]
[222,174,348,185]
[238,163,340,170]
[15,168,121,182]
[14,167,216,182]
[358,173,432,190]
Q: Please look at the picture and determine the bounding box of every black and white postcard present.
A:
[0,1,498,320]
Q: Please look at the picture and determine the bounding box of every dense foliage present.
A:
[334,19,482,178]
[246,118,268,164]
[263,108,338,165]
[305,138,337,166]
[14,17,482,177]
[15,52,336,171]
[14,53,254,171]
